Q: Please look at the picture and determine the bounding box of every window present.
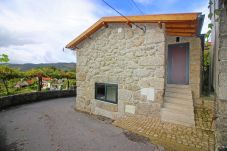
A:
[95,83,118,104]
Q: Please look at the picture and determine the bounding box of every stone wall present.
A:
[213,0,227,149]
[0,90,76,110]
[166,36,202,105]
[216,99,227,150]
[75,23,165,119]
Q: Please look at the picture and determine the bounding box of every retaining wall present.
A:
[0,90,76,110]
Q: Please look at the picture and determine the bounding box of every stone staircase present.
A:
[161,84,195,127]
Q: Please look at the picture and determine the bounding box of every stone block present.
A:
[190,71,200,84]
[191,38,201,48]
[218,87,227,100]
[154,90,164,103]
[77,72,86,81]
[138,56,164,66]
[125,104,136,114]
[96,101,118,112]
[136,103,160,115]
[125,29,134,39]
[132,36,145,47]
[136,103,153,115]
[219,73,227,87]
[190,64,201,71]
[220,61,227,72]
[127,61,138,69]
[220,48,227,60]
[125,84,140,91]
[146,31,164,44]
[133,91,146,101]
[119,89,133,101]
[138,77,164,89]
[133,69,150,78]
[77,56,88,66]
[154,67,165,78]
[221,37,227,47]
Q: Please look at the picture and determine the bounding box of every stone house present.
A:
[66,13,204,127]
[210,0,227,149]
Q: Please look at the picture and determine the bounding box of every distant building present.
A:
[15,81,29,88]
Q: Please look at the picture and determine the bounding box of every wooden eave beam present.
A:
[66,13,200,49]
[166,32,195,37]
[101,13,199,23]
[165,28,196,33]
[165,23,196,28]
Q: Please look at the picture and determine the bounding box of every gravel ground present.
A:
[0,97,163,151]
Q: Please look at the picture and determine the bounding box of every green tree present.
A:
[0,54,9,63]
[25,68,44,91]
[0,66,21,95]
[61,70,76,89]
[25,67,62,91]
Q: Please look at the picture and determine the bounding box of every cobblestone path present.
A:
[113,100,215,151]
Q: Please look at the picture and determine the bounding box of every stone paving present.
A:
[113,100,215,151]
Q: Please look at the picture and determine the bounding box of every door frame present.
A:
[167,43,190,85]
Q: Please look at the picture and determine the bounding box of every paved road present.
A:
[0,97,164,151]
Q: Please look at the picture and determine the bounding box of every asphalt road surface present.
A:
[0,97,164,151]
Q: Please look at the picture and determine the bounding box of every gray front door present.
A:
[167,43,189,84]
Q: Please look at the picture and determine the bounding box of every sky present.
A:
[0,0,210,64]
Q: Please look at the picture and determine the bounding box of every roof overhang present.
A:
[66,12,203,49]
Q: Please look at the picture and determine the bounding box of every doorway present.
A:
[167,43,189,85]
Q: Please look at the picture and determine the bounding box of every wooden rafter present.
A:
[102,22,108,28]
[126,21,132,28]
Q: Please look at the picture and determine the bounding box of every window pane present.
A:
[96,83,105,100]
[106,85,117,103]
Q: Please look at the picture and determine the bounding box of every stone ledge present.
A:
[95,100,118,112]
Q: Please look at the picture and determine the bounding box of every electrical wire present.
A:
[129,0,144,15]
[102,0,146,33]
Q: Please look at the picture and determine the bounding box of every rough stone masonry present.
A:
[74,23,201,119]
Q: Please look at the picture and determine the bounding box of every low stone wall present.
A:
[0,90,76,110]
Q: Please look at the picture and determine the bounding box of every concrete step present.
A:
[163,102,194,112]
[161,109,195,127]
[162,84,195,127]
[165,92,192,100]
[161,107,194,117]
[164,97,193,105]
[166,84,191,89]
[165,87,192,94]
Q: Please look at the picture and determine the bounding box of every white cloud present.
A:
[0,0,211,63]
[0,0,101,63]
